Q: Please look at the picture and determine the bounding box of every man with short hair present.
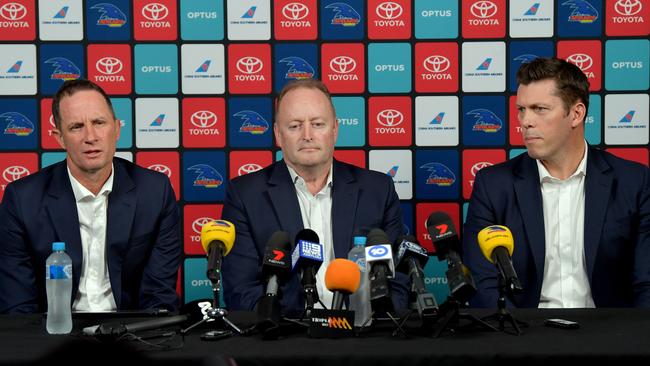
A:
[222,79,408,315]
[0,79,181,313]
[463,57,650,308]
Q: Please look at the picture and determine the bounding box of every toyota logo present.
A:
[282,2,309,20]
[191,110,218,128]
[566,54,593,71]
[423,55,451,73]
[3,166,30,183]
[192,217,215,234]
[0,2,27,20]
[376,2,403,19]
[96,57,123,75]
[329,56,356,74]
[142,2,168,20]
[377,109,404,127]
[236,57,264,74]
[470,162,493,177]
[470,1,498,18]
[148,164,172,177]
[238,163,263,176]
[615,0,642,15]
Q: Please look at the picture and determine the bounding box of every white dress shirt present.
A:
[287,165,335,310]
[68,165,118,312]
[538,142,595,308]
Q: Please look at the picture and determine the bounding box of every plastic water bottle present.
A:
[46,242,73,334]
[347,236,371,327]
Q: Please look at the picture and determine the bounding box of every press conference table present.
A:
[2,308,650,366]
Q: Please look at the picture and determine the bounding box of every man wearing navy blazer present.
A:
[0,80,181,314]
[463,58,650,308]
[222,79,408,315]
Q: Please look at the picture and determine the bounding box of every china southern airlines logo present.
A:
[279,57,315,80]
[187,164,223,188]
[1,112,34,136]
[242,6,256,18]
[467,109,503,133]
[150,114,166,126]
[91,3,127,27]
[420,162,456,186]
[45,58,81,81]
[524,3,540,15]
[619,110,635,123]
[386,166,398,177]
[195,60,211,73]
[326,2,361,26]
[514,54,539,65]
[235,111,269,135]
[476,58,492,71]
[6,61,22,73]
[430,112,445,125]
[53,6,68,19]
[562,0,598,23]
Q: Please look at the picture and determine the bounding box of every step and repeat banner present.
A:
[0,0,648,303]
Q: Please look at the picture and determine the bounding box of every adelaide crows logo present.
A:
[45,57,81,81]
[562,0,598,23]
[513,54,539,65]
[187,164,223,188]
[1,112,34,136]
[467,109,502,133]
[325,2,361,26]
[279,56,315,80]
[91,3,127,27]
[420,162,456,186]
[235,110,269,135]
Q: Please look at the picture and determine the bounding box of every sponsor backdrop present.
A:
[0,0,648,305]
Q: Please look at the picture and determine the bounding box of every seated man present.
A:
[463,57,650,308]
[0,79,181,313]
[222,79,408,315]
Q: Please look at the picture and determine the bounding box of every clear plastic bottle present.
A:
[347,236,372,327]
[46,241,73,334]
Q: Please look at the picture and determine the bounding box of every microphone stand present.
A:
[480,275,528,335]
[431,296,498,337]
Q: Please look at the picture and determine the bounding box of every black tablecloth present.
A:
[2,308,650,366]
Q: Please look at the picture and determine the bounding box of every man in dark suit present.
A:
[222,79,408,315]
[0,79,181,314]
[463,57,650,308]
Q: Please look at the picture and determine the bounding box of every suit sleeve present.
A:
[0,184,39,313]
[138,178,181,311]
[634,166,650,307]
[221,181,264,311]
[463,170,502,308]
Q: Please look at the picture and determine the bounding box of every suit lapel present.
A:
[267,161,304,239]
[583,148,612,280]
[331,161,358,259]
[105,159,137,307]
[513,155,546,283]
[44,162,83,295]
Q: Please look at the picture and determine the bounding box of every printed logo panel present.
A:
[332,149,366,168]
[415,96,459,147]
[134,44,178,94]
[133,0,178,40]
[86,0,131,41]
[557,0,602,37]
[0,44,36,95]
[229,150,273,178]
[274,43,318,93]
[462,95,506,146]
[39,44,84,96]
[606,0,649,36]
[227,0,271,40]
[557,40,602,91]
[182,150,227,202]
[414,0,458,39]
[0,152,38,201]
[0,98,37,150]
[181,44,225,94]
[415,149,459,200]
[228,97,273,148]
[461,41,506,92]
[180,0,223,41]
[0,0,36,40]
[87,44,132,95]
[228,43,272,94]
[509,0,554,38]
[274,0,317,40]
[368,0,411,39]
[368,96,412,146]
[369,149,412,199]
[462,149,506,199]
[604,93,649,145]
[508,40,554,91]
[135,98,179,148]
[414,42,458,93]
[135,151,180,200]
[604,39,649,91]
[182,98,226,148]
[183,204,223,255]
[332,97,365,147]
[462,0,506,38]
[368,42,411,93]
[320,0,365,40]
[321,43,365,93]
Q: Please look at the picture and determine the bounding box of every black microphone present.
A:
[426,212,476,304]
[365,228,395,313]
[82,300,209,338]
[395,235,438,317]
[256,231,291,332]
[291,229,324,310]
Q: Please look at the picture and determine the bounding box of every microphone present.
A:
[291,229,323,310]
[477,225,523,291]
[365,228,395,313]
[82,299,209,338]
[256,231,292,332]
[200,220,235,287]
[426,212,476,303]
[395,235,438,317]
[324,259,361,310]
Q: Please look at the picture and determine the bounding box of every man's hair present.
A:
[51,79,115,130]
[516,57,590,115]
[275,78,335,119]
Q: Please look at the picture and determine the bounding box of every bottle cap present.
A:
[52,242,65,251]
[353,236,366,247]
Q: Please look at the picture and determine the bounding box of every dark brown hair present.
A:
[516,57,590,115]
[51,79,115,130]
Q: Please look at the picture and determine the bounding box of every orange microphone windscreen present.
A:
[325,258,361,294]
